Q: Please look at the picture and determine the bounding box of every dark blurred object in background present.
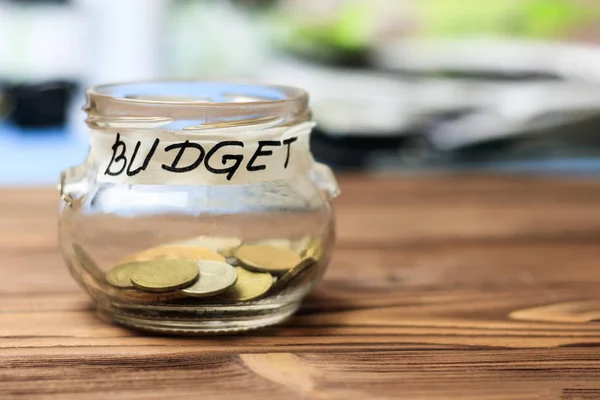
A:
[3,81,77,128]
[0,0,80,130]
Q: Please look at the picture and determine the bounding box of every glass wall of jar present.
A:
[59,81,339,334]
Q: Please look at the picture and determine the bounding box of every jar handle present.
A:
[57,170,74,205]
[310,163,340,200]
[57,164,89,207]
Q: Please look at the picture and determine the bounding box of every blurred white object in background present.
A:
[0,1,84,82]
[428,81,600,150]
[76,0,170,84]
[263,58,415,136]
[373,39,600,149]
[168,0,271,77]
[372,38,600,82]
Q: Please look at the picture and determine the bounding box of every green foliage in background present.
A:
[522,0,598,37]
[419,0,600,38]
[276,1,375,52]
[277,0,600,54]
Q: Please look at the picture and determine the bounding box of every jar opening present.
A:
[85,81,310,130]
[89,81,306,106]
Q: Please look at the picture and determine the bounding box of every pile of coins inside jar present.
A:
[86,236,325,303]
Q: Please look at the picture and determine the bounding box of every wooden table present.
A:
[2,175,600,399]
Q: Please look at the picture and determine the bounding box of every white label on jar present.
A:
[89,122,316,185]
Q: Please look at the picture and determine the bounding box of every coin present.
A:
[72,244,104,281]
[181,260,238,298]
[169,236,242,257]
[116,289,185,302]
[234,245,301,274]
[121,245,226,263]
[106,262,140,288]
[255,238,292,250]
[304,238,325,260]
[270,257,317,294]
[220,267,273,302]
[130,259,199,292]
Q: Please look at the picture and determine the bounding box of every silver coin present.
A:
[181,260,238,298]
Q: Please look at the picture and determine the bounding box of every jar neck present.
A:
[84,81,311,131]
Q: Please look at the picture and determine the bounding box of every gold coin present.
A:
[169,236,242,257]
[72,244,104,281]
[304,238,325,260]
[270,257,317,294]
[106,262,140,288]
[234,245,301,274]
[181,261,238,298]
[130,259,199,293]
[121,245,225,263]
[220,267,273,302]
[115,289,185,302]
[255,238,292,250]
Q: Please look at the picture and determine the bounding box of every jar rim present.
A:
[84,80,311,129]
[87,80,308,108]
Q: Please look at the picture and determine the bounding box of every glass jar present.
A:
[59,81,339,334]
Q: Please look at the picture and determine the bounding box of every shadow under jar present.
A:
[59,81,339,334]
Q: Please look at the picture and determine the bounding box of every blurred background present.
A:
[2,0,600,185]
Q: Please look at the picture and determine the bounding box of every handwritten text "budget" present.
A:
[104,133,299,181]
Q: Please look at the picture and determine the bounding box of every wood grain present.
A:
[2,174,600,399]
